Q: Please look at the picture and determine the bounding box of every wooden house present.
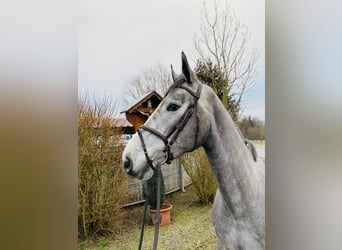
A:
[111,117,134,141]
[121,91,163,131]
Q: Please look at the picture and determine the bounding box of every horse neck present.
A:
[203,100,260,216]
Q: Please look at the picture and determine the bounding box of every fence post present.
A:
[178,160,185,192]
[139,181,143,201]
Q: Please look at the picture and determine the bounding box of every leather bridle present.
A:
[137,77,202,168]
[137,77,202,250]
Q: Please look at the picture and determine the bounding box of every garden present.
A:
[78,92,264,249]
[78,94,218,249]
[80,185,217,250]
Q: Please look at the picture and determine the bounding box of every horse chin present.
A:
[141,167,153,181]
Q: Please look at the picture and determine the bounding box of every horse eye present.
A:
[167,103,180,112]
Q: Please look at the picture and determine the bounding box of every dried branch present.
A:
[121,63,172,109]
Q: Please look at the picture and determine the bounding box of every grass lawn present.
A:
[80,185,217,250]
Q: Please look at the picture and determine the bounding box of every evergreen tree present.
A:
[195,59,240,121]
[142,168,165,209]
[238,116,265,140]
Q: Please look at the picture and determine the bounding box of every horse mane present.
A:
[235,123,258,162]
[243,138,258,162]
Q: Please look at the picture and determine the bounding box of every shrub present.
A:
[143,168,166,209]
[180,147,217,204]
[78,93,128,239]
[238,115,265,140]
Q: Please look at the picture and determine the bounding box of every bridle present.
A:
[137,77,202,250]
[137,77,202,168]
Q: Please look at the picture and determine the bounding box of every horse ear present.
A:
[171,64,177,82]
[181,51,192,83]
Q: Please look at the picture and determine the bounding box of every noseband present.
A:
[137,77,202,168]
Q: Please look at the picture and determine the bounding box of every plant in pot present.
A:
[143,168,172,226]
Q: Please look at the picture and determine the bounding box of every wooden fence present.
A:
[123,159,192,206]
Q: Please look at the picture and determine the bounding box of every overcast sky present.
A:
[79,0,264,120]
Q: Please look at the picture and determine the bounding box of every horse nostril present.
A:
[123,156,132,173]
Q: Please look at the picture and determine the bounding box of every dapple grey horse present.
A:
[122,52,265,249]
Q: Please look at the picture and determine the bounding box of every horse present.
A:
[122,52,265,250]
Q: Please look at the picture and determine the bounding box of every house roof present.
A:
[111,117,133,127]
[120,90,163,114]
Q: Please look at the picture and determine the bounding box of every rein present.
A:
[138,163,162,250]
[137,78,202,250]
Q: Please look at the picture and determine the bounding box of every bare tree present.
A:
[122,63,172,109]
[193,0,259,115]
[79,89,121,117]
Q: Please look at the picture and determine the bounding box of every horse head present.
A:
[122,52,211,180]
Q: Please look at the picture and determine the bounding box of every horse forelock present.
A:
[164,74,202,98]
[164,75,186,97]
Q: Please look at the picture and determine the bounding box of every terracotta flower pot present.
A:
[149,204,173,226]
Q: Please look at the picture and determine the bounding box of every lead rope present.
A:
[152,164,161,250]
[138,163,162,250]
[138,198,148,250]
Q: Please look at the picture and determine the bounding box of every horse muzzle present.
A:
[123,155,133,175]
